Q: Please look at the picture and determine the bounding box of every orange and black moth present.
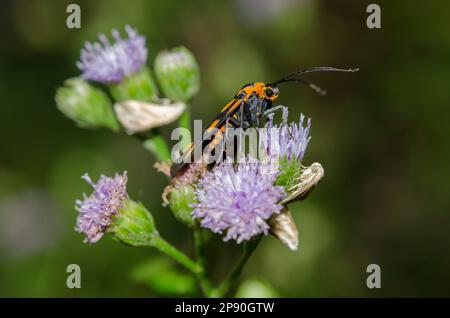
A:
[163,66,358,204]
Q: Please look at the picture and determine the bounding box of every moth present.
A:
[163,67,358,204]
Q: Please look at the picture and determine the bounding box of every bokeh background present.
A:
[1,0,449,297]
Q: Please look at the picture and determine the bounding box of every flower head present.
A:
[263,107,311,162]
[77,26,147,83]
[154,46,200,102]
[75,172,128,243]
[192,156,285,243]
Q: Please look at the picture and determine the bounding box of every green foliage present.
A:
[235,278,279,298]
[3,0,450,298]
[130,257,197,296]
[142,134,172,162]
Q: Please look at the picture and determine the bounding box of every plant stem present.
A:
[151,235,199,274]
[193,227,213,297]
[178,107,191,152]
[213,235,262,297]
[142,130,172,162]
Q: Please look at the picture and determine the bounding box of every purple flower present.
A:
[263,107,311,162]
[77,26,147,83]
[75,172,128,243]
[192,156,286,243]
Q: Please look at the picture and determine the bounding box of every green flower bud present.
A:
[55,78,119,131]
[169,185,196,227]
[275,157,302,195]
[109,67,158,102]
[235,278,280,298]
[154,46,200,102]
[109,199,158,247]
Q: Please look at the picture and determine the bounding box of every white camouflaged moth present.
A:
[269,162,325,250]
[114,99,185,134]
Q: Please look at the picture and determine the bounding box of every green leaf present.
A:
[235,278,280,298]
[142,133,172,162]
[130,257,197,296]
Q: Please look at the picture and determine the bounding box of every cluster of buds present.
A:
[56,26,200,246]
[63,26,324,253]
[56,26,200,136]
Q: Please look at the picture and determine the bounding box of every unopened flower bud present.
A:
[109,199,157,247]
[55,78,119,131]
[154,46,200,102]
[169,185,196,227]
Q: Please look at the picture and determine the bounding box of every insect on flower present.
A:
[163,67,358,204]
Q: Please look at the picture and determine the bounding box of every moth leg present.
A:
[263,105,284,117]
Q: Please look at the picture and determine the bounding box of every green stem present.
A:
[193,227,213,297]
[213,235,262,297]
[142,130,172,162]
[151,235,199,274]
[178,107,191,152]
[179,107,191,130]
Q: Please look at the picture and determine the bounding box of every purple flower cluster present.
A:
[192,156,285,243]
[77,26,147,83]
[192,108,312,244]
[75,172,128,243]
[263,107,311,162]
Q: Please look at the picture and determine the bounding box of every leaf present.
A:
[130,257,197,296]
[235,278,280,298]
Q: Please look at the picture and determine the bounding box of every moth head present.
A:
[262,84,280,101]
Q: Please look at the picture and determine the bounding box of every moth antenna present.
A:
[294,78,327,96]
[271,67,359,85]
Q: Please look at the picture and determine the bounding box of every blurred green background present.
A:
[1,0,450,297]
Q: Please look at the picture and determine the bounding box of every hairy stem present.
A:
[178,107,192,152]
[193,227,214,297]
[142,130,172,162]
[151,235,199,274]
[213,235,262,297]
